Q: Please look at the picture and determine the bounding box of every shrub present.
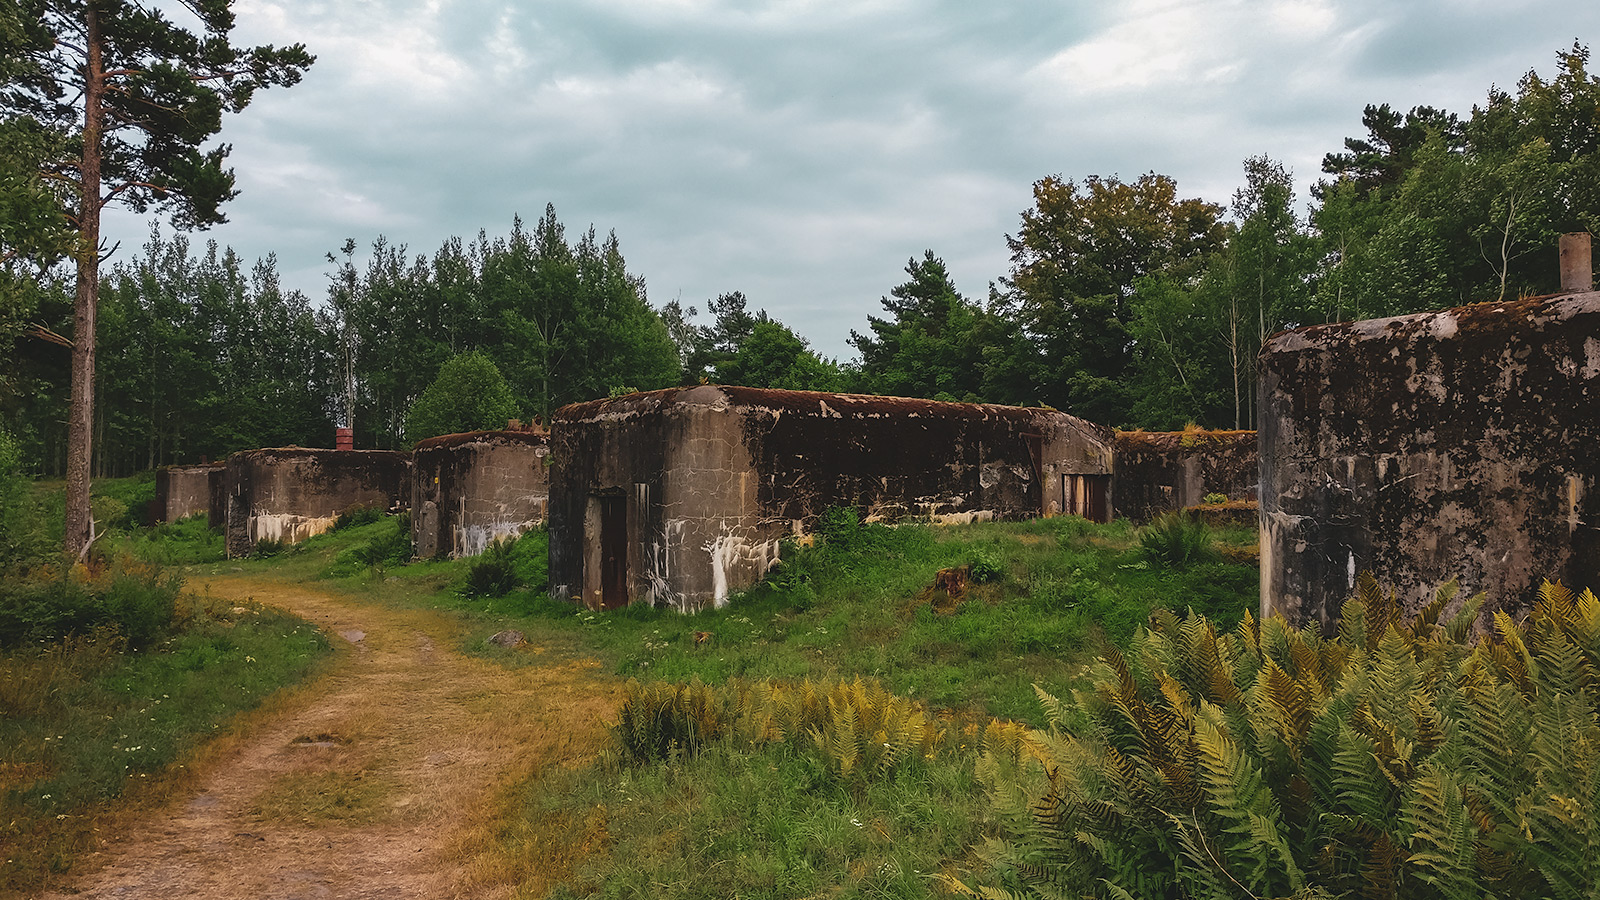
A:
[0,427,26,565]
[328,512,413,576]
[0,557,181,649]
[404,351,520,444]
[612,676,955,779]
[462,538,518,597]
[332,503,385,531]
[969,546,1004,584]
[1138,510,1216,569]
[958,576,1600,900]
[251,537,287,558]
[510,528,549,593]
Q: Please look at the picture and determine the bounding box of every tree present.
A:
[1003,173,1225,423]
[2,1,312,555]
[851,251,1025,403]
[714,318,840,391]
[404,351,520,445]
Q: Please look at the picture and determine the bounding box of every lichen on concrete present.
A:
[1259,290,1600,632]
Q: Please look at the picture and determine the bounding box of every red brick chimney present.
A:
[336,427,353,451]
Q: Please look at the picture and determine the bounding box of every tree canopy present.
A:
[2,0,313,553]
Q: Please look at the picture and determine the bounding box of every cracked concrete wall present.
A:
[1259,291,1600,633]
[1112,431,1259,523]
[549,386,1114,613]
[224,449,412,557]
[154,463,225,526]
[410,431,549,559]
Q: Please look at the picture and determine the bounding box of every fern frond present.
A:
[1403,763,1479,899]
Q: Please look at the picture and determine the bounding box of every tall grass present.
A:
[0,598,331,896]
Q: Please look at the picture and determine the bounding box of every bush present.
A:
[462,538,519,597]
[1138,510,1216,569]
[332,503,385,531]
[404,351,520,444]
[327,513,413,576]
[0,557,181,649]
[0,427,26,565]
[510,528,549,593]
[960,576,1600,900]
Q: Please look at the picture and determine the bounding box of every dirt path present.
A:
[43,576,616,900]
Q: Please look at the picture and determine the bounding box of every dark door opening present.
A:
[599,494,628,609]
[1064,474,1111,524]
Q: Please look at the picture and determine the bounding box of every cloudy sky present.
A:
[102,0,1600,358]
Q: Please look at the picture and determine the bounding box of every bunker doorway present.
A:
[599,493,628,610]
[1064,474,1111,523]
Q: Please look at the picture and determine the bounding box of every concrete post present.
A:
[1560,232,1593,293]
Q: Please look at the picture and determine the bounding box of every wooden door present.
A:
[599,494,628,609]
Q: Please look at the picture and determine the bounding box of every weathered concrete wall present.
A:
[225,449,411,557]
[154,463,225,526]
[548,386,1114,613]
[1259,291,1600,633]
[411,430,549,559]
[1112,430,1258,523]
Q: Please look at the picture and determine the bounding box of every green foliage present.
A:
[108,514,224,566]
[0,557,182,650]
[403,351,520,444]
[960,576,1600,900]
[462,537,519,597]
[1139,510,1218,569]
[0,601,330,895]
[510,527,550,594]
[250,537,287,559]
[0,427,27,564]
[325,513,412,576]
[849,251,1024,403]
[614,676,956,780]
[968,546,1004,584]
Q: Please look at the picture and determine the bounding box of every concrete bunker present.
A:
[224,448,411,557]
[153,462,226,527]
[410,429,549,559]
[547,385,1114,613]
[1112,429,1258,524]
[1259,289,1600,633]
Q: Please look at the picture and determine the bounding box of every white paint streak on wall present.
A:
[1584,337,1600,379]
[456,519,537,557]
[705,530,782,609]
[250,513,338,546]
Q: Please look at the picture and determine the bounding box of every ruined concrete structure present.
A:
[224,448,411,557]
[411,430,549,559]
[547,386,1114,613]
[1259,290,1600,632]
[1112,430,1258,523]
[153,463,225,526]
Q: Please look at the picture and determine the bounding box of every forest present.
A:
[3,43,1597,477]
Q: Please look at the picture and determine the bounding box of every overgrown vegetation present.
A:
[959,576,1600,899]
[0,595,331,896]
[498,513,1256,723]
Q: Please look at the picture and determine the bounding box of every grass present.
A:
[168,509,1257,899]
[446,515,1259,724]
[0,477,334,896]
[10,477,1261,900]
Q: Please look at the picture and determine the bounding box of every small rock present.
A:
[339,629,365,644]
[487,629,526,648]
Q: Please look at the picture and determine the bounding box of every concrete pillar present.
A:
[1561,232,1593,293]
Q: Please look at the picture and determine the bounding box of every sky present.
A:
[101,0,1600,359]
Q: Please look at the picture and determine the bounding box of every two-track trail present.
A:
[43,576,616,900]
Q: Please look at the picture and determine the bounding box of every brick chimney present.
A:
[336,427,353,451]
[1560,232,1593,293]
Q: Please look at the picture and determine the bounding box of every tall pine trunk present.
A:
[65,8,104,557]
